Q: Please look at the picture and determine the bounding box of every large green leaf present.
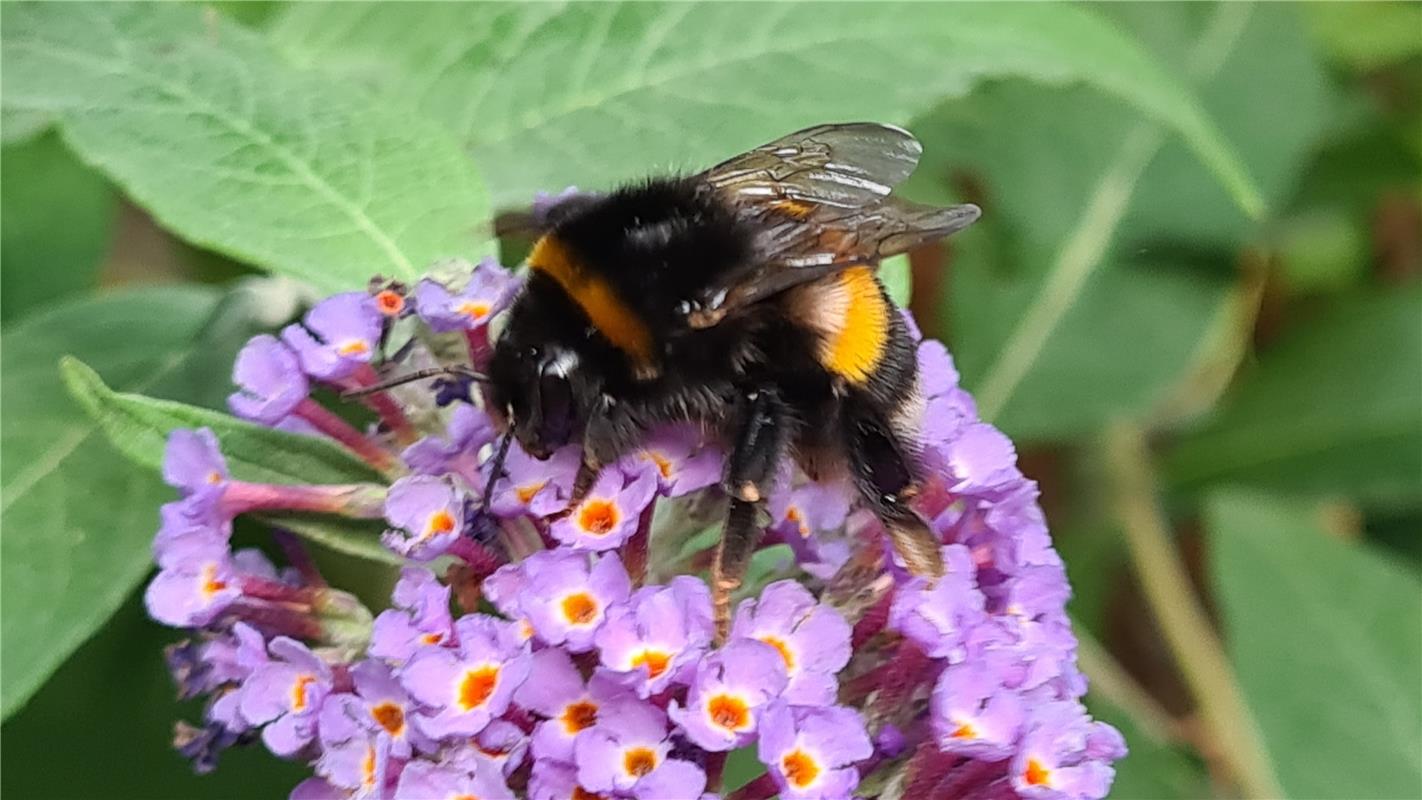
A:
[1165,286,1422,509]
[0,131,117,322]
[1208,491,1422,800]
[1084,698,1210,800]
[269,2,1260,213]
[906,3,1332,440]
[60,357,384,486]
[0,286,241,718]
[1,3,491,294]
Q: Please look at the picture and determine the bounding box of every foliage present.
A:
[1,2,1417,799]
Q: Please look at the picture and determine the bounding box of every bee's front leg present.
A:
[552,395,627,519]
[712,387,788,642]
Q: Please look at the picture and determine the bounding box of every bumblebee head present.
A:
[488,335,590,460]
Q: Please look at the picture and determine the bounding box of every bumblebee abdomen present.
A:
[786,267,913,391]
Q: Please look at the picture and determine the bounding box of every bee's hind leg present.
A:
[712,387,789,642]
[843,395,945,580]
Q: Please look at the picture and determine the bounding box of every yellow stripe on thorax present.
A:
[528,235,657,371]
[821,266,889,385]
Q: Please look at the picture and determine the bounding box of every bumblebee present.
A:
[485,123,979,635]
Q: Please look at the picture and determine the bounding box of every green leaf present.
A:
[261,514,403,568]
[1,131,117,322]
[1305,1,1422,71]
[1208,491,1422,800]
[880,254,912,307]
[269,2,1260,213]
[1,3,491,294]
[1084,698,1211,800]
[0,286,234,718]
[908,3,1332,439]
[1,588,307,799]
[1165,286,1422,509]
[60,357,383,487]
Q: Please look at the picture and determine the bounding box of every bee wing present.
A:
[681,197,978,325]
[687,124,980,326]
[699,122,923,209]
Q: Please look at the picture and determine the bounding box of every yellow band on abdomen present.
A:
[528,235,656,371]
[821,266,888,384]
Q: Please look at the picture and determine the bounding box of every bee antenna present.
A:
[479,429,514,513]
[341,366,489,399]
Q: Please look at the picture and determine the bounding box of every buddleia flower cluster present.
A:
[148,251,1124,799]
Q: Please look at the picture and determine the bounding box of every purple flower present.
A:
[393,757,514,800]
[731,580,851,705]
[917,338,961,399]
[515,648,629,764]
[595,576,714,697]
[401,404,496,476]
[320,660,433,759]
[145,532,242,628]
[381,475,468,561]
[488,444,581,518]
[400,614,531,738]
[528,761,597,800]
[758,701,873,800]
[315,727,392,797]
[931,658,1027,760]
[493,550,631,653]
[938,422,1023,498]
[574,696,706,799]
[163,428,229,500]
[669,638,788,751]
[229,335,310,425]
[369,568,454,661]
[413,259,518,333]
[619,425,723,498]
[549,468,657,551]
[239,637,333,757]
[280,293,383,381]
[768,480,851,542]
[465,719,530,778]
[889,544,987,660]
[288,777,349,800]
[1011,701,1124,800]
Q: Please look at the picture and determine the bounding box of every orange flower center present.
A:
[290,674,316,712]
[456,665,500,711]
[629,649,671,679]
[337,339,370,357]
[561,700,599,734]
[370,701,405,736]
[427,509,456,536]
[199,563,228,599]
[361,743,378,787]
[457,300,492,320]
[759,635,796,673]
[785,505,810,537]
[706,693,751,731]
[1024,757,1051,786]
[623,746,658,778]
[515,480,547,504]
[205,470,224,485]
[560,592,600,625]
[578,500,619,535]
[645,451,674,479]
[375,290,405,316]
[419,632,445,645]
[951,722,977,739]
[781,748,822,789]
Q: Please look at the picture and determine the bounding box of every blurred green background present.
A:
[2,2,1419,798]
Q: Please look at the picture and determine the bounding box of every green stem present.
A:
[1102,421,1283,799]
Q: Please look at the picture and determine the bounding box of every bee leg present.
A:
[552,397,629,519]
[712,387,788,641]
[844,398,945,580]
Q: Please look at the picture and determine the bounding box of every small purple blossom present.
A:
[619,424,723,497]
[1011,701,1124,800]
[145,532,243,628]
[595,576,714,697]
[549,467,656,551]
[280,293,383,381]
[488,444,581,518]
[401,403,496,476]
[574,696,707,799]
[381,475,468,561]
[228,335,310,425]
[515,647,629,763]
[931,658,1027,760]
[400,614,531,738]
[758,701,873,800]
[731,580,851,705]
[889,544,988,660]
[413,259,518,333]
[239,637,333,757]
[670,638,788,751]
[369,568,454,661]
[163,427,230,500]
[496,550,630,653]
[392,757,514,800]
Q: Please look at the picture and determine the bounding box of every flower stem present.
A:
[272,529,327,588]
[624,499,656,587]
[724,772,777,800]
[346,364,419,445]
[221,482,387,518]
[294,397,401,474]
[1101,421,1283,799]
